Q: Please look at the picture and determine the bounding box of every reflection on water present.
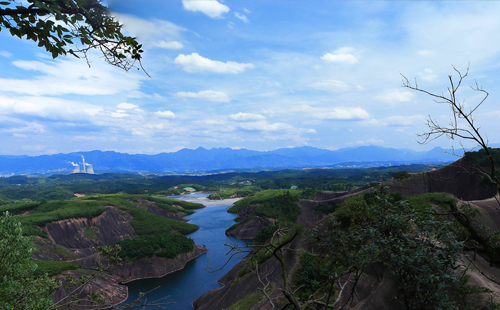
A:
[122,193,247,309]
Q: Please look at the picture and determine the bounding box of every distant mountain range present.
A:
[0,145,478,175]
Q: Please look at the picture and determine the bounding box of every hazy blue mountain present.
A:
[0,145,461,175]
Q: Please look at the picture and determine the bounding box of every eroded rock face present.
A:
[32,236,92,261]
[52,270,127,310]
[385,158,495,201]
[45,206,136,249]
[226,217,274,239]
[296,199,323,228]
[34,201,207,310]
[197,174,500,310]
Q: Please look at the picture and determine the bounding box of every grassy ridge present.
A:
[86,194,199,235]
[207,186,262,200]
[2,200,107,237]
[8,194,202,269]
[0,202,40,215]
[228,189,303,214]
[117,232,194,261]
[33,260,81,277]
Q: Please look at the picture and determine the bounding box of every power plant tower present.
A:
[86,164,94,174]
[67,156,96,174]
[69,162,80,173]
[81,155,86,173]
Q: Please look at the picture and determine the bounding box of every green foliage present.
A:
[312,187,465,309]
[465,148,500,168]
[208,186,261,200]
[137,194,204,210]
[228,290,265,310]
[128,206,198,235]
[392,170,411,181]
[313,202,340,214]
[86,194,199,236]
[85,227,98,240]
[116,233,194,261]
[16,200,107,237]
[0,0,144,71]
[254,192,301,223]
[32,260,80,277]
[296,252,331,300]
[255,223,279,243]
[228,189,302,214]
[298,187,319,199]
[0,212,60,310]
[0,201,40,215]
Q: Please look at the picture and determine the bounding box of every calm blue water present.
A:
[121,193,247,309]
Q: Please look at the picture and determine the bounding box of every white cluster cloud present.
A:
[228,112,266,122]
[321,47,358,64]
[110,110,130,118]
[182,0,229,18]
[155,111,176,119]
[154,40,184,50]
[175,90,230,102]
[113,13,185,40]
[174,53,255,73]
[0,58,142,96]
[0,95,103,120]
[117,102,139,109]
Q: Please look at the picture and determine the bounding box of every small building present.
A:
[290,185,298,190]
[183,187,196,192]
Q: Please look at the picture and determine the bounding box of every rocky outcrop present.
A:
[198,169,500,309]
[128,198,189,222]
[226,189,358,240]
[467,197,500,232]
[33,199,206,310]
[296,199,323,228]
[32,236,84,261]
[385,157,495,200]
[52,270,127,310]
[44,206,136,249]
[49,246,208,309]
[226,217,275,239]
[112,245,208,283]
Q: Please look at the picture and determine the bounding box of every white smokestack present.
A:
[67,161,80,173]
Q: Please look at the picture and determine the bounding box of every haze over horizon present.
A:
[2,1,500,156]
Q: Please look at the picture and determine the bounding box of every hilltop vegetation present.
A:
[0,164,434,204]
[0,194,202,265]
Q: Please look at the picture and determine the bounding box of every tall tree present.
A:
[0,211,59,310]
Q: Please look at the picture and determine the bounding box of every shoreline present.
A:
[111,245,209,308]
[118,245,209,284]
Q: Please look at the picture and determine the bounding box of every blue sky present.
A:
[1,0,500,155]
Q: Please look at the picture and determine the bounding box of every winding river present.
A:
[122,193,247,309]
